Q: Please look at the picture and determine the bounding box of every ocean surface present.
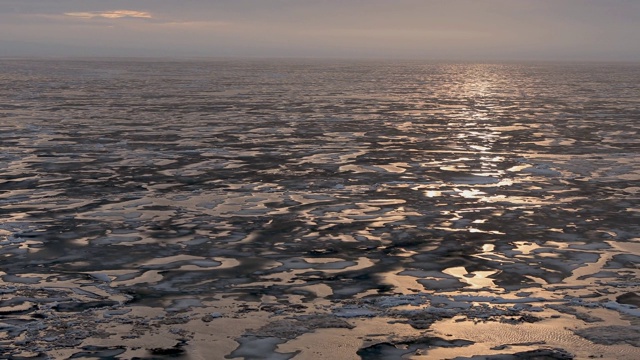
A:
[1,59,639,359]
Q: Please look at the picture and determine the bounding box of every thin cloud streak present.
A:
[64,10,152,20]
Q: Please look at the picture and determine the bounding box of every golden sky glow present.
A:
[1,0,639,60]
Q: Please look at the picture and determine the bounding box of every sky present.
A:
[1,0,639,61]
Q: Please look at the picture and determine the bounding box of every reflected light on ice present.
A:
[442,266,501,290]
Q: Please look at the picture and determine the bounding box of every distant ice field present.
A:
[1,59,639,359]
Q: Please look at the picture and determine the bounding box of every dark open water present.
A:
[1,59,639,359]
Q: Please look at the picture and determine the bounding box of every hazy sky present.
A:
[1,0,639,61]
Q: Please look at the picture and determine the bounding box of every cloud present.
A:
[64,10,152,20]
